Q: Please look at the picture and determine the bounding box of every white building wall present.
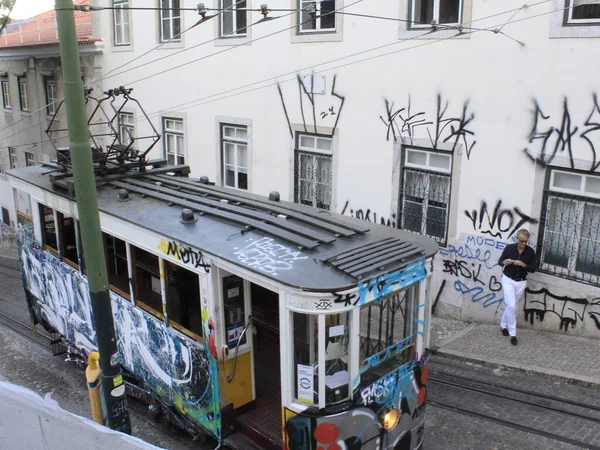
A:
[0,51,102,226]
[88,0,600,338]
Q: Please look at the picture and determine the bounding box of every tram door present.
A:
[221,273,281,411]
[250,283,281,401]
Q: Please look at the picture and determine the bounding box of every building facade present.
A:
[0,1,102,227]
[3,0,599,339]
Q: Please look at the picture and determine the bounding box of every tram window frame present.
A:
[56,212,79,268]
[292,312,319,406]
[131,245,164,319]
[165,260,203,340]
[324,312,351,405]
[222,274,246,348]
[358,287,416,387]
[103,233,131,300]
[39,204,58,255]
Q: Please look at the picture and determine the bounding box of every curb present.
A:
[430,347,600,390]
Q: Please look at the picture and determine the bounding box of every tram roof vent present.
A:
[324,237,425,279]
[180,208,197,224]
[117,188,130,201]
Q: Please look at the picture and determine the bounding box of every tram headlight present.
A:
[380,406,400,431]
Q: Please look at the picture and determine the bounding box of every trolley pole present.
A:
[55,0,131,434]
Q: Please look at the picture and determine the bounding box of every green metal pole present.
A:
[55,0,131,434]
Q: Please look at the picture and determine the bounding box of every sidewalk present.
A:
[430,316,600,387]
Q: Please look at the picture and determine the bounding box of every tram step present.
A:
[223,431,268,450]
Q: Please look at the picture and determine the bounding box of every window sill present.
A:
[109,285,131,302]
[136,301,165,321]
[111,44,134,52]
[291,29,342,43]
[3,108,13,113]
[550,24,600,38]
[398,27,471,40]
[549,0,600,38]
[157,40,184,49]
[537,265,600,286]
[169,321,204,343]
[214,34,252,46]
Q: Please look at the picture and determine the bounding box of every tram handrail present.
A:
[227,315,254,383]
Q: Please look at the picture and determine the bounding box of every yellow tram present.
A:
[8,162,438,450]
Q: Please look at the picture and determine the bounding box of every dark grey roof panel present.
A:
[109,180,321,249]
[112,178,337,245]
[8,165,439,291]
[152,174,370,234]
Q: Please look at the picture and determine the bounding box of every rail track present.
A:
[427,363,600,449]
[0,309,54,353]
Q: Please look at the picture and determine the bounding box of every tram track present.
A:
[0,261,21,279]
[429,368,600,414]
[427,367,600,449]
[0,309,54,354]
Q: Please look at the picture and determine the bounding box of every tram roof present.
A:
[9,164,438,292]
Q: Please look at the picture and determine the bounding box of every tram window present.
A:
[57,213,78,267]
[132,245,163,317]
[165,261,203,339]
[324,312,350,404]
[39,204,58,254]
[293,312,318,405]
[359,289,415,386]
[104,233,131,299]
[222,275,246,347]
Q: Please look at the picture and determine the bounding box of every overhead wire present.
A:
[0,0,244,139]
[115,0,364,87]
[0,0,343,138]
[0,0,595,147]
[143,1,569,117]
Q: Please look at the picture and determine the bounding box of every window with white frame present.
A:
[18,76,29,111]
[410,0,462,27]
[45,78,57,115]
[566,0,600,24]
[9,147,17,169]
[1,76,10,109]
[163,117,184,165]
[298,0,336,33]
[539,169,600,283]
[159,0,181,42]
[113,0,131,45]
[119,112,135,148]
[220,0,247,37]
[399,147,452,246]
[221,124,248,190]
[25,152,34,167]
[294,133,333,210]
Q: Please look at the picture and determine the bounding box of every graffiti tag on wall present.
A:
[524,287,600,332]
[436,234,505,313]
[464,200,538,240]
[341,200,397,228]
[277,73,345,138]
[381,94,476,159]
[524,95,600,172]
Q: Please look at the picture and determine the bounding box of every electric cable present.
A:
[0,0,324,137]
[141,0,589,118]
[0,0,594,143]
